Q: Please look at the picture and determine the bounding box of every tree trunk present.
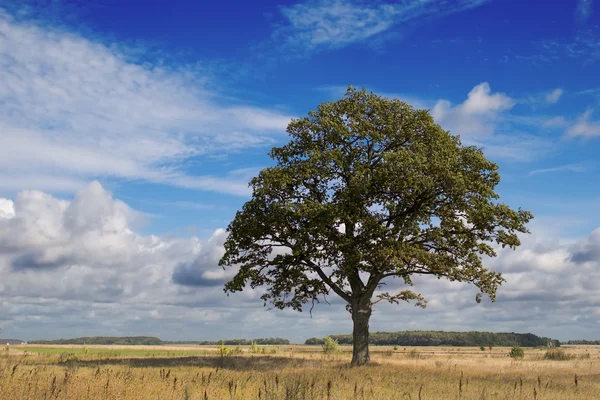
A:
[351,298,372,365]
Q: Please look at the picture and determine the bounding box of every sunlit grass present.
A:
[1,345,599,399]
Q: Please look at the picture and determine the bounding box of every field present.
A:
[2,344,599,399]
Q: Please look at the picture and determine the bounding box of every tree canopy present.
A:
[220,87,532,364]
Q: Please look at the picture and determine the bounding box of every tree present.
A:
[219,87,532,365]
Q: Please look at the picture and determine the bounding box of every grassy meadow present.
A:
[2,344,599,399]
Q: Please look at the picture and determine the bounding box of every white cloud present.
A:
[0,199,15,219]
[1,182,600,341]
[568,109,600,137]
[528,163,589,176]
[431,82,515,137]
[544,88,564,104]
[272,0,490,55]
[0,10,293,196]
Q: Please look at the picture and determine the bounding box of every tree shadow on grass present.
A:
[55,355,329,371]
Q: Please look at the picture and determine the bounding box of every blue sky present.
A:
[0,0,599,342]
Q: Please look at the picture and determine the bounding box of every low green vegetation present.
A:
[544,349,573,361]
[321,336,340,354]
[508,346,524,359]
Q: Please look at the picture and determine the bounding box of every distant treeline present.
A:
[1,339,24,345]
[305,331,560,347]
[564,340,600,345]
[28,336,291,346]
[163,338,291,346]
[29,336,162,345]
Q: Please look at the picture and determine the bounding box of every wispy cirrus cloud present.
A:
[575,0,593,24]
[568,109,600,137]
[268,0,489,56]
[544,88,564,104]
[0,9,293,196]
[528,163,590,176]
[513,26,600,66]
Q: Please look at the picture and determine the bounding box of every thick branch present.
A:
[303,258,351,303]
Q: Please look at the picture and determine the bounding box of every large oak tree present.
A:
[219,88,532,365]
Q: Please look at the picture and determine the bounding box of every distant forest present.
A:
[163,338,291,345]
[29,336,163,345]
[305,331,561,347]
[28,336,291,346]
[18,332,577,347]
[564,340,600,345]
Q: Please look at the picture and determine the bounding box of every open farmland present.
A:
[2,344,599,399]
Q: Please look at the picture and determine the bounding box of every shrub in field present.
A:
[407,349,422,359]
[480,346,486,351]
[219,341,232,357]
[544,349,573,360]
[251,341,259,354]
[509,346,524,359]
[322,336,340,354]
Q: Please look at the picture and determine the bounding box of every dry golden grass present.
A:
[1,345,599,399]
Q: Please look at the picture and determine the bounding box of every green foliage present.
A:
[251,341,259,354]
[543,349,573,361]
[322,336,340,354]
[219,341,231,357]
[509,347,524,359]
[220,86,532,312]
[393,346,398,351]
[305,331,559,347]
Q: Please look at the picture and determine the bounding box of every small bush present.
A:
[480,346,486,351]
[322,336,340,354]
[407,349,422,359]
[509,347,524,359]
[393,346,398,351]
[543,349,573,361]
[250,341,259,354]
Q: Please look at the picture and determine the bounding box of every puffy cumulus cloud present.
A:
[431,82,515,137]
[0,182,140,268]
[2,182,600,341]
[172,229,233,287]
[430,83,556,162]
[0,182,261,336]
[0,9,293,195]
[0,199,14,219]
